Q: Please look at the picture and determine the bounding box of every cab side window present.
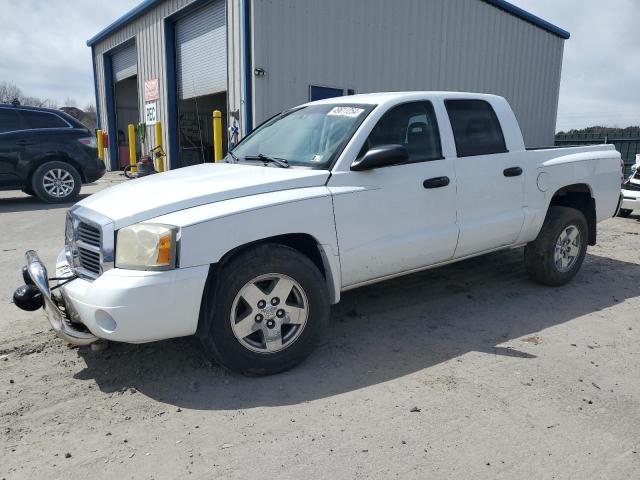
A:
[364,101,442,163]
[444,99,507,157]
[19,110,69,129]
[0,109,20,133]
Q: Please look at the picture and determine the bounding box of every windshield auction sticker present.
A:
[327,106,365,117]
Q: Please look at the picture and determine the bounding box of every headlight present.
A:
[115,224,178,270]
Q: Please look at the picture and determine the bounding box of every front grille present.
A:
[77,222,101,247]
[78,246,101,275]
[65,209,113,281]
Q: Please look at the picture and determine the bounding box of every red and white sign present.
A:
[144,79,159,102]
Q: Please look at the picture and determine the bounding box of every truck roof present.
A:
[305,91,505,107]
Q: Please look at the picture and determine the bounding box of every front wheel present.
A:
[199,244,330,375]
[32,161,81,203]
[524,206,588,286]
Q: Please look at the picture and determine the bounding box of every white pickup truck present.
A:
[15,92,623,375]
[619,161,640,217]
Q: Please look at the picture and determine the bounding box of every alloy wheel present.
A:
[42,168,75,198]
[554,224,581,272]
[230,273,309,354]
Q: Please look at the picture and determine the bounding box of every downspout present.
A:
[90,45,101,130]
[164,19,178,170]
[242,0,253,135]
[103,54,118,171]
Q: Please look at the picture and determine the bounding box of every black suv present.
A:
[0,104,105,203]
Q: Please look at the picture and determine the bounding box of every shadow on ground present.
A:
[0,194,91,213]
[76,248,640,410]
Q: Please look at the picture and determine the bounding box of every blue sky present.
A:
[1,0,637,131]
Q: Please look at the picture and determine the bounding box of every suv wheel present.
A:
[524,206,588,286]
[21,186,35,197]
[199,244,329,375]
[32,161,81,203]
[618,208,633,218]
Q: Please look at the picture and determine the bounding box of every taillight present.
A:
[78,137,97,148]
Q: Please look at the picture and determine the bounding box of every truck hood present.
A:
[77,163,330,228]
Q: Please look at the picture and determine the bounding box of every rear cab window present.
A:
[0,108,20,133]
[364,101,443,163]
[444,99,507,157]
[18,110,70,130]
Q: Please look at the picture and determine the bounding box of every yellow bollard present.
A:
[127,124,137,173]
[96,129,104,160]
[213,110,223,162]
[154,121,164,172]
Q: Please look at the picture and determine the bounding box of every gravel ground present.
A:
[1,176,639,479]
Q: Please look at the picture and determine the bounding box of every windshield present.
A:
[229,104,374,169]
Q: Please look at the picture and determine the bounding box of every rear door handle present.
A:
[423,176,450,189]
[503,167,523,177]
[15,140,35,146]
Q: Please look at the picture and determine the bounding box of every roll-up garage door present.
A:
[176,0,226,100]
[112,42,137,82]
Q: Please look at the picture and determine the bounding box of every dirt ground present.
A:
[1,176,639,479]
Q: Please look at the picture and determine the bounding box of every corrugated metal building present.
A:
[87,0,569,171]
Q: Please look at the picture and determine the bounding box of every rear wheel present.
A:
[525,206,588,286]
[618,208,633,218]
[199,244,329,375]
[32,161,81,203]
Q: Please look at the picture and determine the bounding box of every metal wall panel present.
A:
[111,42,138,81]
[175,0,227,99]
[251,0,565,147]
[92,0,199,170]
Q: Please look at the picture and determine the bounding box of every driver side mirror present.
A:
[350,144,409,171]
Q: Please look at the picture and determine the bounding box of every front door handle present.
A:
[15,140,34,146]
[423,176,450,189]
[503,167,523,177]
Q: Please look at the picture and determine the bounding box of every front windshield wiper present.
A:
[244,154,290,168]
[225,150,239,163]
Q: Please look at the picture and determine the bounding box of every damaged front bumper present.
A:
[24,250,98,346]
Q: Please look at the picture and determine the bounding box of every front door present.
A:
[444,99,525,258]
[329,101,459,288]
[0,107,26,187]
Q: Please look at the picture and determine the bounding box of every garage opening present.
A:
[175,0,227,167]
[111,42,139,169]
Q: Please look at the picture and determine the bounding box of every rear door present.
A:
[444,99,525,257]
[329,101,459,287]
[17,109,75,162]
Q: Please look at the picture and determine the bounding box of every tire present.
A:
[199,244,330,375]
[123,164,136,179]
[524,206,588,286]
[618,208,633,218]
[21,186,35,196]
[32,161,81,203]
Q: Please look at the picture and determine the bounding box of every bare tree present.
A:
[63,96,77,108]
[0,81,55,107]
[0,81,22,104]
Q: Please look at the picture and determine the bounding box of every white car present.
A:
[16,92,623,375]
[619,163,640,217]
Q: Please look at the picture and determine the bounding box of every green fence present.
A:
[555,133,640,175]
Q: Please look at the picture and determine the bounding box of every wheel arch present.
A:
[548,183,596,245]
[27,153,86,184]
[195,232,340,342]
[205,232,340,304]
